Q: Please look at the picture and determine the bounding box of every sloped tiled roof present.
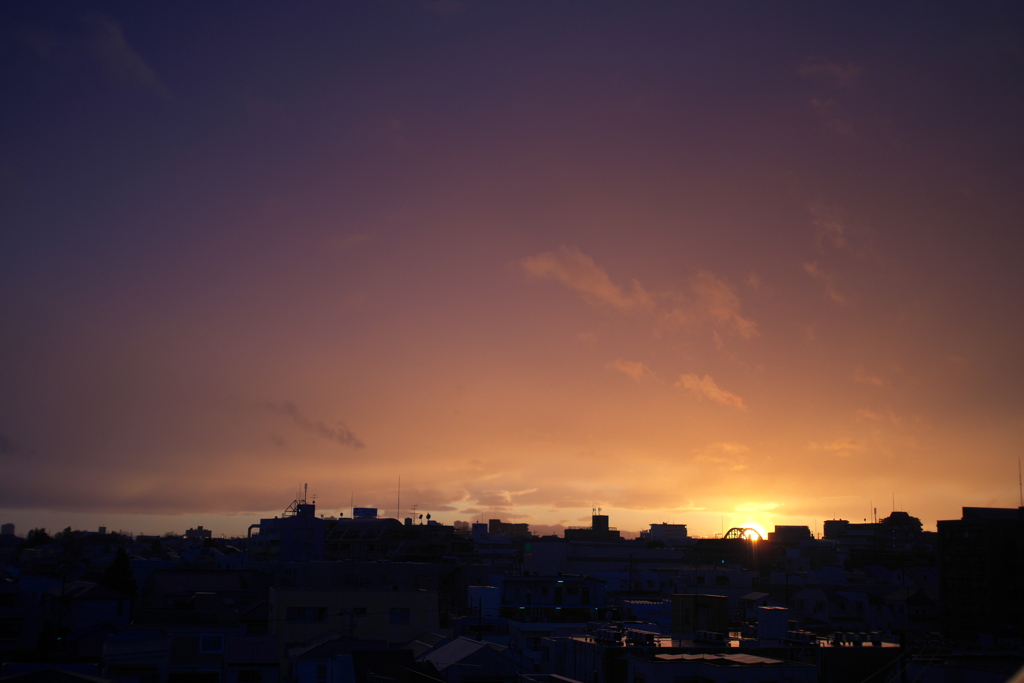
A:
[420,636,505,671]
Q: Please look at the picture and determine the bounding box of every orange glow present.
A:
[1,4,1020,540]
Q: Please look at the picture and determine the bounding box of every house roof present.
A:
[0,668,110,683]
[420,636,506,671]
[654,653,787,666]
[404,633,451,659]
[740,591,770,601]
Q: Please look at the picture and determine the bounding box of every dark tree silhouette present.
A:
[100,547,138,597]
[22,528,51,548]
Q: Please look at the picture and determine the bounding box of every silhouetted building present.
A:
[248,498,325,563]
[488,519,531,537]
[938,506,1024,645]
[564,514,621,542]
[823,511,932,568]
[671,594,729,634]
[768,526,812,545]
[641,523,689,545]
[185,526,212,543]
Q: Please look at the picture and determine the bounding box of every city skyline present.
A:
[2,2,1023,540]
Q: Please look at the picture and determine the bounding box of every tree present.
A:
[22,527,51,548]
[100,547,138,597]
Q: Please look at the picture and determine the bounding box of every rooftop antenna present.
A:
[397,476,401,521]
[304,483,308,505]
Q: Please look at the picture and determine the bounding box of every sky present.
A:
[2,1,1024,539]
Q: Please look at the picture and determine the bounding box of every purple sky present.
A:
[2,1,1023,538]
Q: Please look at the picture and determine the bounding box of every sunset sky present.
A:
[2,2,1023,539]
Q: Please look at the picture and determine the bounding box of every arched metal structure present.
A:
[724,527,763,540]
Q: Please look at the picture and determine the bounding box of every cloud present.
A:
[264,401,365,449]
[522,248,758,344]
[856,408,903,425]
[798,56,863,89]
[689,270,759,339]
[810,206,849,252]
[853,367,885,386]
[808,438,864,456]
[809,98,855,136]
[607,359,654,382]
[521,247,653,312]
[734,501,780,512]
[803,261,846,304]
[82,13,171,99]
[473,488,539,508]
[695,442,751,471]
[675,374,746,409]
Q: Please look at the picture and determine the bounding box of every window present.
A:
[389,607,410,624]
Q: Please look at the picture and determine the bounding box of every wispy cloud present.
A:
[521,247,653,313]
[606,359,654,382]
[856,408,902,425]
[809,98,855,136]
[695,442,751,471]
[735,501,780,512]
[804,261,846,304]
[83,13,171,99]
[810,205,849,252]
[798,56,863,89]
[853,367,885,386]
[265,401,365,449]
[675,374,746,409]
[522,248,757,342]
[808,438,863,456]
[689,270,759,339]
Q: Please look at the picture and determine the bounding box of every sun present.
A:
[740,523,768,540]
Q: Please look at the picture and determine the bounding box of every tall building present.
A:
[564,513,621,542]
[937,506,1024,644]
[248,497,325,563]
